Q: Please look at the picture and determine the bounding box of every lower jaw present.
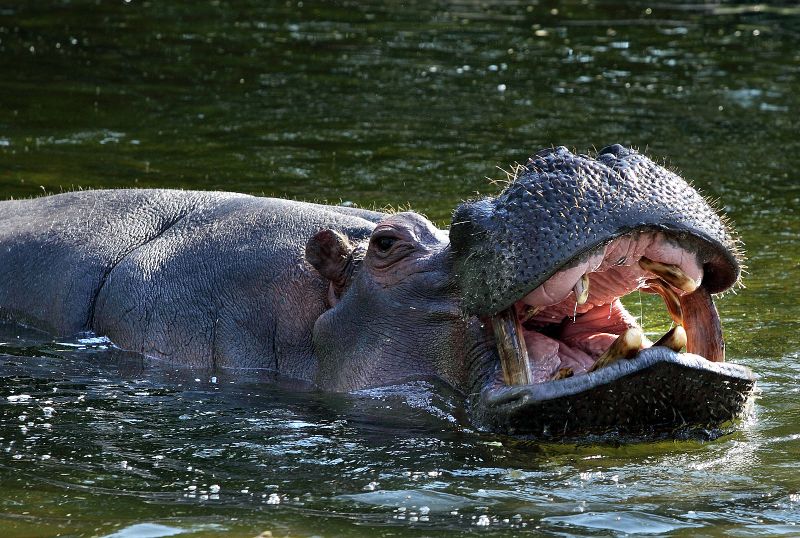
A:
[473,346,756,439]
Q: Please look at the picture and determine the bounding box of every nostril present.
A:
[597,144,627,158]
[532,145,569,160]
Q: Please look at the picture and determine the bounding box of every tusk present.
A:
[643,278,684,326]
[639,257,699,293]
[491,307,534,385]
[588,327,643,372]
[681,285,725,362]
[654,325,687,352]
[574,273,590,305]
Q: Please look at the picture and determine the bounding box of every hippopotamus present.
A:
[0,145,755,438]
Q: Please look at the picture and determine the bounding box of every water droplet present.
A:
[476,514,491,526]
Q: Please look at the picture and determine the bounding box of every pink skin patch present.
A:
[557,342,595,375]
[521,232,702,319]
[513,232,702,380]
[522,331,561,383]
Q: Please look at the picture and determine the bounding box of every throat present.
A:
[517,299,641,382]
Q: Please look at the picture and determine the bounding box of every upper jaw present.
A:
[449,145,743,318]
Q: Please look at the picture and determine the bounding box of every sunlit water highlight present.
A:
[1,1,799,536]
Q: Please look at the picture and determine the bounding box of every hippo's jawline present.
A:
[487,229,729,387]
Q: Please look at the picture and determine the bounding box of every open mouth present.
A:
[451,145,755,437]
[489,230,726,387]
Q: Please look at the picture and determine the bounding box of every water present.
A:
[1,1,799,535]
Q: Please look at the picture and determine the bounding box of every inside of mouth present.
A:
[493,231,723,385]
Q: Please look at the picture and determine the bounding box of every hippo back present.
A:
[0,189,226,335]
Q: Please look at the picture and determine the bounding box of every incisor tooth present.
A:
[491,307,534,385]
[643,278,684,325]
[639,257,699,293]
[588,327,643,372]
[654,325,687,352]
[519,305,541,324]
[574,273,590,305]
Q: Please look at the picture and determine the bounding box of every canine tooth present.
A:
[681,285,725,362]
[643,278,683,325]
[639,257,699,293]
[552,367,574,380]
[491,307,534,385]
[588,328,643,372]
[574,273,590,305]
[654,325,687,352]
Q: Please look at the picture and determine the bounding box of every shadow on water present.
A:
[0,0,799,536]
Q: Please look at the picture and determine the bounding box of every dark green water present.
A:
[1,1,799,536]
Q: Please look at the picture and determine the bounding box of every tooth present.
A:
[680,285,725,362]
[552,367,574,380]
[519,305,541,324]
[654,325,687,352]
[574,273,590,305]
[491,307,534,385]
[588,327,643,372]
[643,278,684,325]
[639,257,699,293]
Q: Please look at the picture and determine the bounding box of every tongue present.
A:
[681,285,725,362]
[523,331,602,381]
[522,331,561,382]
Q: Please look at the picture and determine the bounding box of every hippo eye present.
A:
[374,236,398,252]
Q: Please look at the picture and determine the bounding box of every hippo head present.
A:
[306,144,755,439]
[307,212,474,392]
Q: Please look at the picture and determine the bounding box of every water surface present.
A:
[1,1,799,536]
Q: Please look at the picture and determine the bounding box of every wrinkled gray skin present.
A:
[0,145,755,438]
[0,189,472,391]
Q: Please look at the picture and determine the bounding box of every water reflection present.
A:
[1,0,799,535]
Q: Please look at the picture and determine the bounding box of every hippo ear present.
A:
[305,229,355,302]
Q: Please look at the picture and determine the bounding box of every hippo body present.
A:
[1,191,378,381]
[0,146,757,438]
